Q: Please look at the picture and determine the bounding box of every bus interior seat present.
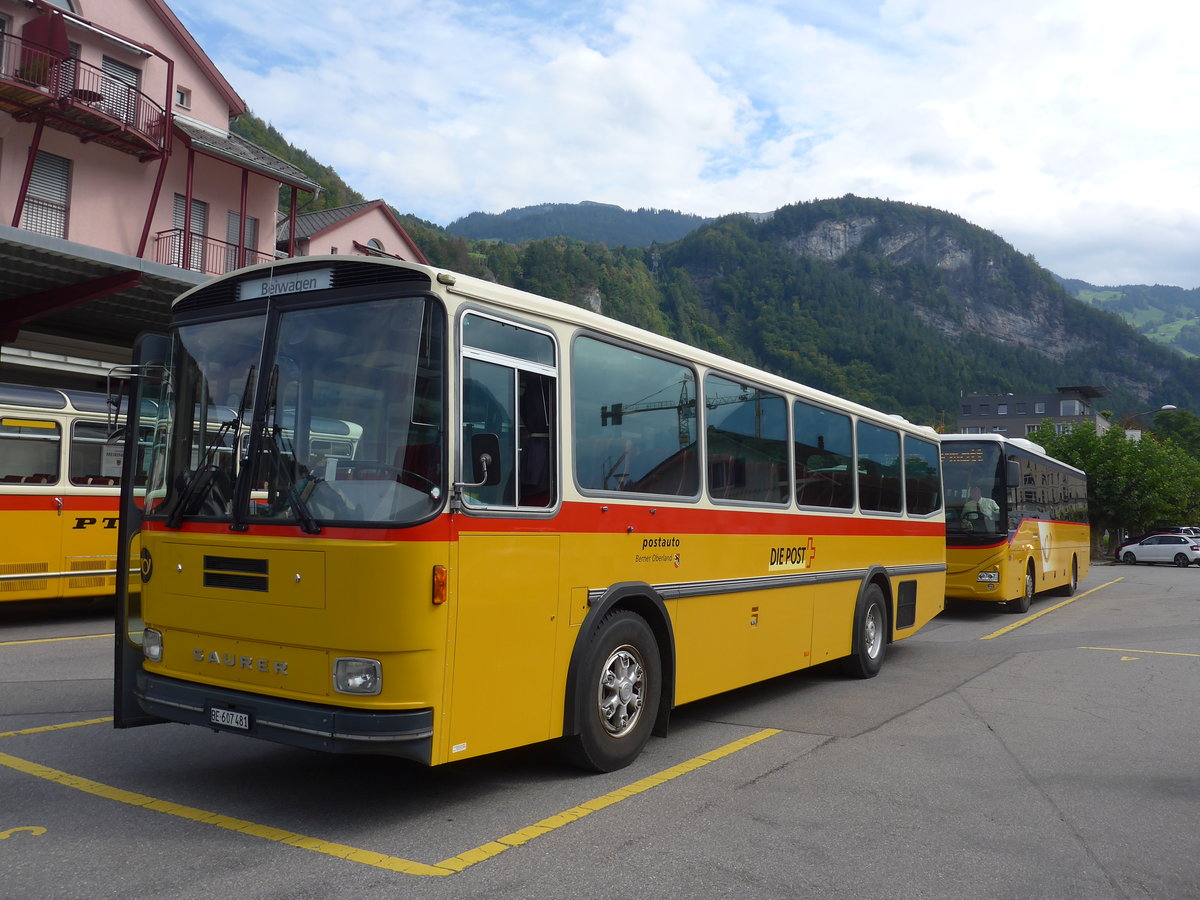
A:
[519,386,551,506]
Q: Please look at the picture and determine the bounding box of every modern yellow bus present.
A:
[114,256,946,771]
[0,382,125,603]
[941,433,1089,613]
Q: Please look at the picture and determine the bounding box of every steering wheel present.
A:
[336,460,440,496]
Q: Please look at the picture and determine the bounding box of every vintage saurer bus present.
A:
[941,433,1089,612]
[114,257,947,771]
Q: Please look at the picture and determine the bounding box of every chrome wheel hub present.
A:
[598,644,645,738]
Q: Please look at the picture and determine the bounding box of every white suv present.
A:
[1119,534,1200,567]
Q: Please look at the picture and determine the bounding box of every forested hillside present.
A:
[447,202,709,246]
[236,112,1198,426]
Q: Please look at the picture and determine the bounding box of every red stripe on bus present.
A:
[140,502,944,541]
[0,495,120,512]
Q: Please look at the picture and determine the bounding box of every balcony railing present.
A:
[155,230,278,277]
[19,197,68,239]
[0,33,167,157]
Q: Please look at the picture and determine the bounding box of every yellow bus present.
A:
[0,382,125,603]
[941,434,1089,613]
[114,256,946,771]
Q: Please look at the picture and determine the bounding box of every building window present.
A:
[1034,402,1046,414]
[961,404,971,415]
[330,246,338,254]
[175,86,191,109]
[978,404,990,416]
[172,194,209,271]
[992,426,1008,433]
[367,238,384,251]
[997,404,1008,415]
[962,426,983,434]
[22,151,71,239]
[101,56,141,126]
[1060,399,1082,416]
[1015,403,1026,414]
[1025,424,1040,435]
[226,211,260,271]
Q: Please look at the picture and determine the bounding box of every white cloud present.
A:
[173,0,1200,286]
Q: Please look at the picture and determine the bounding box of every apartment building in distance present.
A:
[0,0,424,390]
[956,386,1112,436]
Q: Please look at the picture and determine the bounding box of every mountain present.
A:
[649,196,1197,422]
[1057,276,1200,357]
[446,201,710,247]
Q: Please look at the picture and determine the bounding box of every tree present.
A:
[1029,421,1200,555]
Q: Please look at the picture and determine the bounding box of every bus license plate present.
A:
[209,706,250,731]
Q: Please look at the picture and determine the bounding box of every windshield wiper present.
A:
[164,366,254,529]
[259,365,321,534]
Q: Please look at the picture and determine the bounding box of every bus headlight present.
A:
[333,658,382,695]
[976,571,1000,583]
[143,628,164,662]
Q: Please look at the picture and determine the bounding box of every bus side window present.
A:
[518,371,554,507]
[0,418,61,483]
[462,365,515,507]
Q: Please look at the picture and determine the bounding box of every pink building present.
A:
[0,0,423,390]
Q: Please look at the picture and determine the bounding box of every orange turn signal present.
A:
[432,564,447,605]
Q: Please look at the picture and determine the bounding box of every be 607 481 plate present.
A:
[208,706,251,731]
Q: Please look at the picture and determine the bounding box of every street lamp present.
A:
[1123,404,1177,441]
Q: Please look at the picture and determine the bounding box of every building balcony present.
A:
[0,33,167,161]
[154,229,279,278]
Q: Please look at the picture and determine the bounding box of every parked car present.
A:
[1117,533,1200,567]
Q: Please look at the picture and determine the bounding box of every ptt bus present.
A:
[113,256,947,772]
[0,382,125,602]
[941,433,1089,612]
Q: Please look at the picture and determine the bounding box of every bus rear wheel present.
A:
[1009,562,1034,614]
[842,583,887,679]
[563,610,661,773]
[1054,556,1078,597]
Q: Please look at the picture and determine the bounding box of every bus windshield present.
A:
[155,295,445,527]
[942,440,1005,539]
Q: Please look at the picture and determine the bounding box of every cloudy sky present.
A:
[174,0,1200,288]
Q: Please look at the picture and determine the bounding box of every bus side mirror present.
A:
[467,432,501,487]
[1007,460,1021,486]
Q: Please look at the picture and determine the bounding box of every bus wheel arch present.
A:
[1009,559,1035,614]
[561,583,674,771]
[841,571,891,679]
[1054,555,1079,596]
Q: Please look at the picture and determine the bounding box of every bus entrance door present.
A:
[113,334,170,728]
[446,532,561,762]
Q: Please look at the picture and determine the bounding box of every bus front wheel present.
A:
[842,583,887,679]
[563,610,662,773]
[1009,562,1035,614]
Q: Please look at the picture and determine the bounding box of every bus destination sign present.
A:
[237,268,332,301]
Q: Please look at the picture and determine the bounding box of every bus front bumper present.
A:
[135,672,434,763]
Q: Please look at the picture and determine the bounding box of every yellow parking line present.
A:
[0,726,781,877]
[0,633,112,647]
[0,717,112,740]
[1079,646,1200,659]
[980,577,1123,640]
